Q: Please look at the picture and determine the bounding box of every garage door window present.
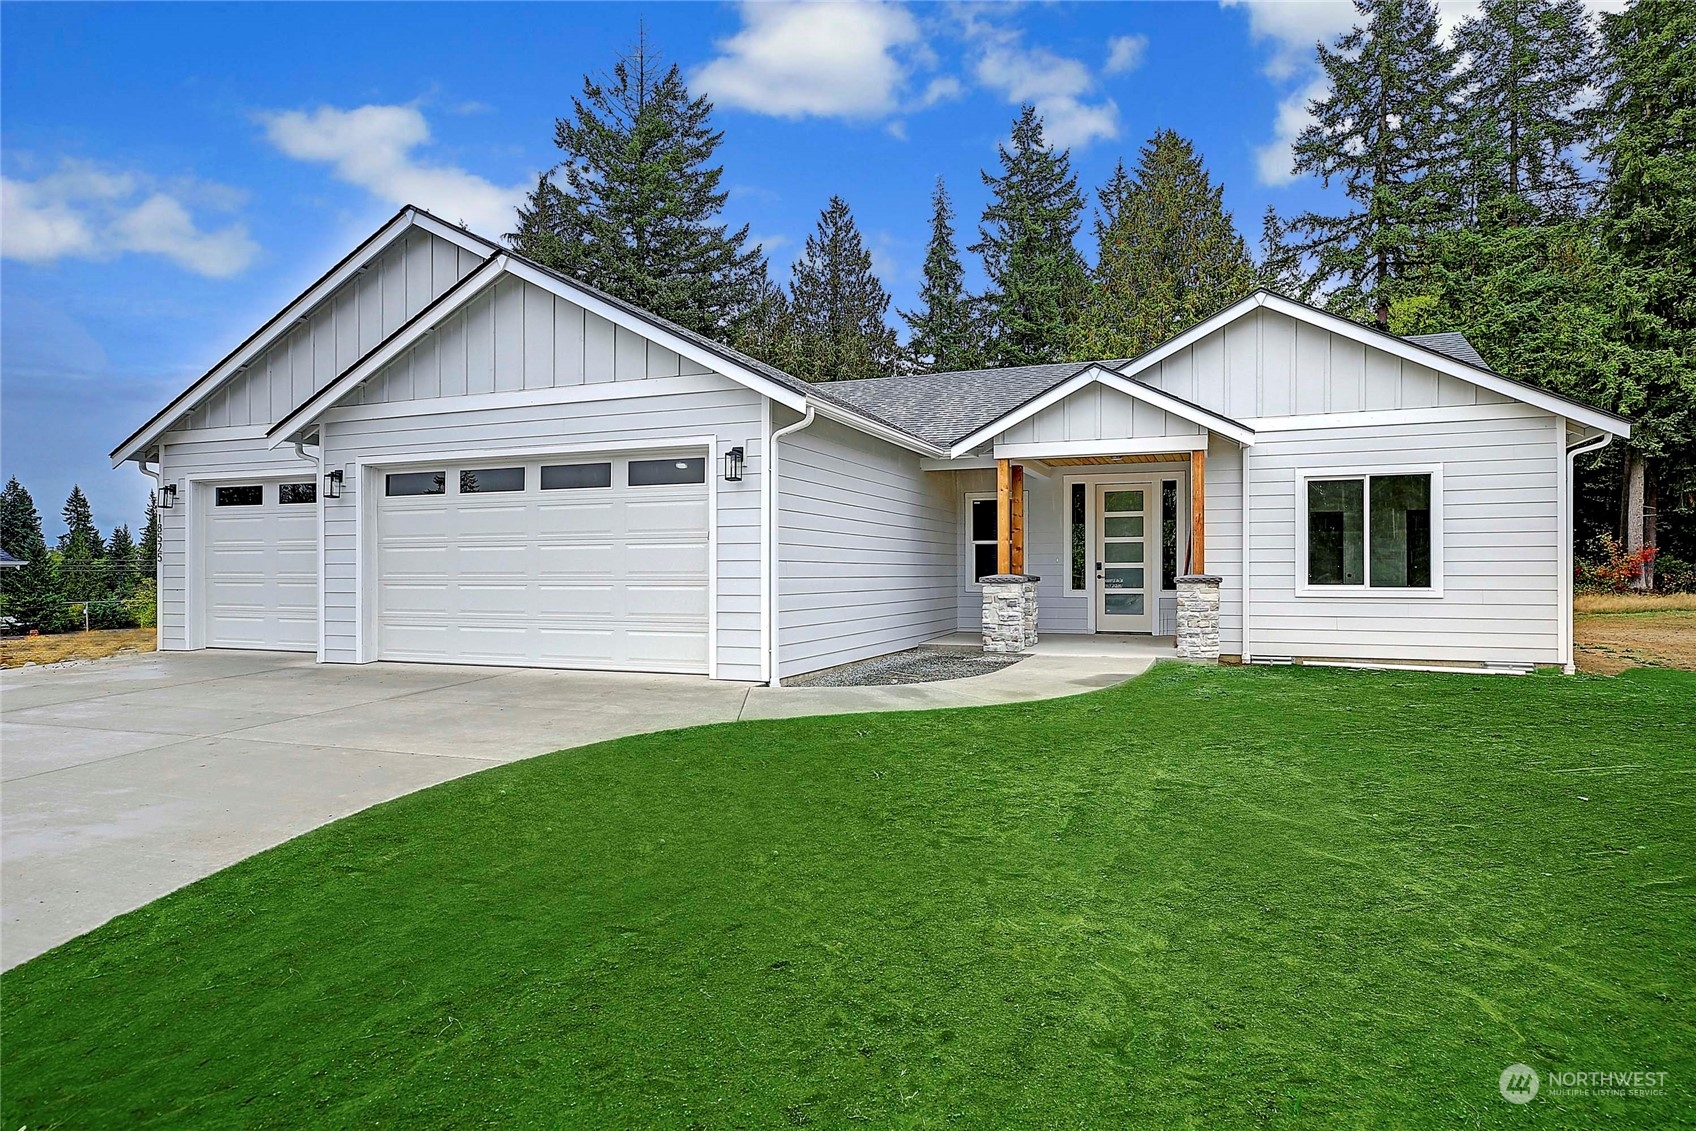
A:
[386,471,446,496]
[541,462,612,490]
[215,485,263,507]
[629,457,705,486]
[279,482,316,504]
[460,467,524,494]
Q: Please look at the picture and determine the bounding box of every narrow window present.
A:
[279,482,316,505]
[541,462,613,490]
[459,467,524,494]
[971,498,1000,581]
[1369,474,1432,588]
[1307,479,1365,585]
[215,485,263,507]
[1161,480,1178,590]
[628,457,706,486]
[1069,483,1086,590]
[385,471,446,497]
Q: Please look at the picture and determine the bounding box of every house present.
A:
[112,206,1630,682]
[0,550,25,569]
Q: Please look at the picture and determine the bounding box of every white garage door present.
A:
[201,479,319,651]
[376,451,710,673]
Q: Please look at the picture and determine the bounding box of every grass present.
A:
[3,664,1693,1128]
[0,625,156,667]
[1573,591,1696,615]
[1573,593,1696,674]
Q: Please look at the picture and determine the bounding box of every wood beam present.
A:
[1010,463,1026,573]
[1190,447,1207,573]
[997,458,1012,575]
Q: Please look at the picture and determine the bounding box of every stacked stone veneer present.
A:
[1175,575,1222,662]
[981,574,1039,654]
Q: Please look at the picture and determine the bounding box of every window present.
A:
[215,485,262,507]
[1161,480,1179,590]
[279,482,316,505]
[1069,483,1086,590]
[1305,473,1434,590]
[459,467,524,494]
[541,462,612,490]
[628,457,705,486]
[971,497,1000,581]
[386,471,445,496]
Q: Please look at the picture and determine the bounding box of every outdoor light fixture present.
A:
[158,483,177,509]
[324,468,344,499]
[722,446,745,482]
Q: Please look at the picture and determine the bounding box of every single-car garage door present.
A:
[201,479,319,651]
[375,450,710,673]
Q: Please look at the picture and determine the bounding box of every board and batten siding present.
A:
[1244,407,1562,664]
[349,275,715,407]
[320,380,768,680]
[181,229,482,431]
[777,416,957,678]
[998,382,1203,445]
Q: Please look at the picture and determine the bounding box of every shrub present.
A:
[1656,555,1696,594]
[86,597,138,631]
[1575,533,1656,593]
[125,578,158,628]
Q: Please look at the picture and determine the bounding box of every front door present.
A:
[1095,484,1153,632]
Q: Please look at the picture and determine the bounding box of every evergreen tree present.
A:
[106,523,139,595]
[139,492,160,571]
[0,478,63,631]
[787,196,901,381]
[59,486,103,558]
[1255,206,1311,298]
[901,178,983,373]
[1455,0,1599,222]
[730,266,806,376]
[1591,0,1696,570]
[1289,0,1462,326]
[506,28,766,338]
[1072,132,1255,359]
[973,105,1089,366]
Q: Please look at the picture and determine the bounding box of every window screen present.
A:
[385,471,446,496]
[279,482,316,505]
[628,457,705,486]
[215,485,262,507]
[541,462,613,490]
[459,467,524,494]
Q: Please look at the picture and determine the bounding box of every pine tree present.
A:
[788,197,901,381]
[901,178,983,373]
[0,478,63,631]
[59,486,103,558]
[106,523,139,595]
[139,492,160,571]
[1290,0,1463,326]
[1072,132,1255,359]
[506,27,767,338]
[1455,0,1599,222]
[973,105,1089,367]
[730,266,806,376]
[1255,206,1311,298]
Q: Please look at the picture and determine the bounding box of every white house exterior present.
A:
[114,208,1630,682]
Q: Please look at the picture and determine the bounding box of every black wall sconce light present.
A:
[722,446,745,482]
[158,483,178,509]
[324,468,344,499]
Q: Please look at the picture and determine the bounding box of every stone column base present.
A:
[981,574,1040,654]
[1175,574,1222,662]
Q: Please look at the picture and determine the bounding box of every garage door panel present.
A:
[377,452,710,673]
[201,481,319,653]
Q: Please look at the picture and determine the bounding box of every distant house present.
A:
[112,206,1629,681]
[0,549,25,569]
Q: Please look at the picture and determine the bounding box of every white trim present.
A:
[160,425,271,445]
[320,372,739,426]
[921,456,998,472]
[1291,659,1528,676]
[765,407,817,686]
[183,468,324,653]
[1241,442,1252,663]
[1562,430,1613,673]
[406,210,502,258]
[809,398,944,456]
[290,437,327,662]
[1243,401,1546,433]
[1295,464,1446,598]
[758,398,772,685]
[707,441,720,680]
[994,436,1211,460]
[113,209,443,467]
[951,370,1092,455]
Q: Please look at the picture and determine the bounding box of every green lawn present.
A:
[4,665,1693,1128]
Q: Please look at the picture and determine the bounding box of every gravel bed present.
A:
[788,646,1025,687]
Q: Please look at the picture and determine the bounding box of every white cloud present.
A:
[0,160,256,276]
[1105,34,1148,76]
[259,103,528,234]
[966,17,1119,150]
[1255,75,1330,186]
[693,1,931,120]
[1220,0,1355,80]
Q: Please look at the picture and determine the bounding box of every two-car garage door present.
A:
[375,451,710,674]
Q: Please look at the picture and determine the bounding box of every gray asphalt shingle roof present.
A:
[1405,332,1493,372]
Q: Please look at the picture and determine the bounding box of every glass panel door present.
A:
[1096,486,1152,632]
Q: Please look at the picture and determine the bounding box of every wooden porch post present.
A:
[1010,464,1026,573]
[996,458,1012,575]
[1190,447,1207,573]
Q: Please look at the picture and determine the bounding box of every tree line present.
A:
[0,479,159,635]
[507,0,1692,581]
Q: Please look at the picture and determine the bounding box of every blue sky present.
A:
[1,0,1429,537]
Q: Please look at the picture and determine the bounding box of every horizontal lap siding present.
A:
[320,383,766,681]
[1245,408,1561,664]
[779,418,956,678]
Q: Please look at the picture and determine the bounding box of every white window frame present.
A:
[1296,464,1445,598]
[1060,469,1191,596]
[962,490,1028,584]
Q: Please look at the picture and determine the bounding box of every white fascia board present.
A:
[807,398,944,456]
[919,456,998,472]
[947,369,1097,455]
[266,253,510,447]
[994,436,1210,460]
[112,208,430,467]
[1254,293,1631,438]
[407,210,501,257]
[1089,367,1255,445]
[502,259,807,414]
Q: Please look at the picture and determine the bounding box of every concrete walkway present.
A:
[1,646,1153,968]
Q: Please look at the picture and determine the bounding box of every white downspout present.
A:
[137,454,165,651]
[765,405,816,687]
[1563,431,1613,674]
[292,437,325,662]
